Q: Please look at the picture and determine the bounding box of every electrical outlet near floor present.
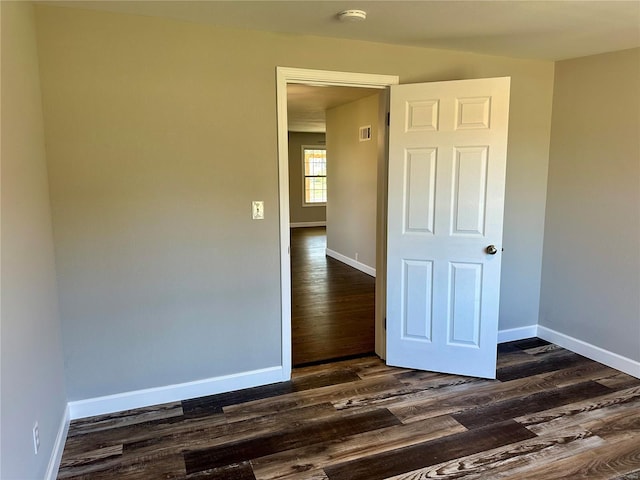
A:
[33,422,40,454]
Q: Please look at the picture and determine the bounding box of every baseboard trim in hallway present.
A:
[290,221,327,228]
[325,248,376,277]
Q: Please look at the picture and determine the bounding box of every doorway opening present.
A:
[287,84,380,366]
[276,67,399,378]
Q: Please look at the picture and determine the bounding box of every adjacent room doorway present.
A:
[277,68,511,381]
[286,84,383,365]
[277,68,398,376]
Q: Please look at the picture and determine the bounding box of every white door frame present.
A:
[276,67,399,379]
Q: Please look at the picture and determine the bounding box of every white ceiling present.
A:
[48,1,640,61]
[45,0,640,132]
[287,85,380,132]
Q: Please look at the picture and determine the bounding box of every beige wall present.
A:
[34,5,554,401]
[540,48,640,361]
[288,132,326,225]
[326,93,380,271]
[0,3,67,477]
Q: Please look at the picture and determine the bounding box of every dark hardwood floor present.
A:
[57,338,640,479]
[290,227,375,366]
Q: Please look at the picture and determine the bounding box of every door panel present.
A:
[402,259,433,341]
[448,261,482,346]
[404,148,437,233]
[386,77,510,379]
[451,146,488,235]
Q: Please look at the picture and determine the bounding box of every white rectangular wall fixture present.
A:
[252,201,264,220]
[359,125,372,141]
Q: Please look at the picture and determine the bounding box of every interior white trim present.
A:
[326,248,376,277]
[537,325,640,379]
[497,325,538,343]
[494,325,639,378]
[45,405,70,480]
[276,67,400,381]
[277,67,400,88]
[68,366,284,420]
[290,221,327,228]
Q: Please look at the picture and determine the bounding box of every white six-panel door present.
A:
[386,77,511,378]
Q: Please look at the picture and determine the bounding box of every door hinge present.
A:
[386,112,390,126]
[384,317,387,330]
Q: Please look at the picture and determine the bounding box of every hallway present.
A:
[290,227,375,366]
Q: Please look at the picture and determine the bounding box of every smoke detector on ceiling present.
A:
[338,9,367,22]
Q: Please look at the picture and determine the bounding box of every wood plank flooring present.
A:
[58,338,640,480]
[290,227,375,366]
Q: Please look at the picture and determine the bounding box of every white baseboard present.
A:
[68,366,285,420]
[497,325,538,343]
[45,405,70,480]
[326,248,376,277]
[290,221,326,228]
[537,326,640,379]
[495,325,639,378]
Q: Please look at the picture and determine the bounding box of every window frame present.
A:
[301,145,327,207]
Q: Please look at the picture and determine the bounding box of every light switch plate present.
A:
[252,201,264,220]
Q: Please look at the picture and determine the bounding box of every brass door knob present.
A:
[486,245,498,255]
